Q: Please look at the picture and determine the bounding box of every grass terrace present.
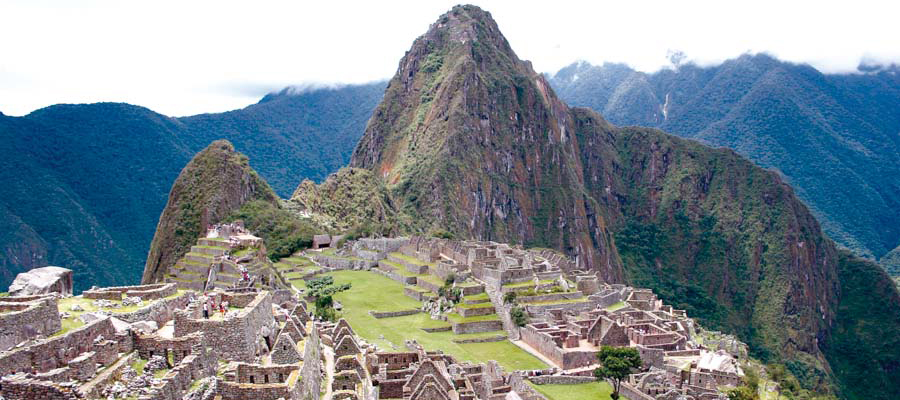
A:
[464,292,490,302]
[390,252,436,266]
[54,289,188,336]
[456,302,495,309]
[526,381,613,400]
[503,279,557,289]
[291,270,546,371]
[605,301,627,311]
[445,312,500,324]
[521,298,590,306]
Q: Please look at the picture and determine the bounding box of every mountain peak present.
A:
[141,139,277,283]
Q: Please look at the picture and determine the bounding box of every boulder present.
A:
[8,266,74,296]
[79,312,108,324]
[130,320,159,334]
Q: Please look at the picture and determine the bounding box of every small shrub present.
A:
[510,306,528,326]
[503,291,517,305]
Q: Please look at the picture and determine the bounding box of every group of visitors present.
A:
[201,293,229,319]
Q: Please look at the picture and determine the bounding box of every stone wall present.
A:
[0,317,114,376]
[0,375,82,399]
[74,351,137,398]
[523,300,595,315]
[234,363,298,384]
[112,291,191,325]
[519,325,564,367]
[134,332,204,365]
[451,320,503,334]
[619,381,656,400]
[457,305,496,318]
[508,374,548,400]
[83,283,175,301]
[216,371,301,400]
[312,254,376,270]
[138,345,215,400]
[528,375,596,384]
[174,291,274,363]
[299,324,323,399]
[369,309,421,319]
[0,296,61,351]
[355,238,409,254]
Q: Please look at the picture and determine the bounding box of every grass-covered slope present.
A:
[141,140,277,283]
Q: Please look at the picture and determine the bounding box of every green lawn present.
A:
[389,252,435,266]
[55,290,188,336]
[503,279,557,289]
[605,301,627,311]
[526,381,613,400]
[297,270,547,371]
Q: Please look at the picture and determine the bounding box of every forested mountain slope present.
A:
[549,59,900,265]
[0,83,384,291]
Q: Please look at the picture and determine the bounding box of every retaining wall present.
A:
[452,319,503,334]
[0,297,61,351]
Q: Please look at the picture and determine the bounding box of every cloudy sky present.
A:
[2,0,898,117]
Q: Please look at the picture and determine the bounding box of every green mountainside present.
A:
[141,140,277,283]
[332,5,900,398]
[0,83,384,291]
[549,60,900,266]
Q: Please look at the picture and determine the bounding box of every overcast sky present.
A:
[2,0,898,117]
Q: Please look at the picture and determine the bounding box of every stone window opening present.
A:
[250,376,255,384]
[264,374,269,383]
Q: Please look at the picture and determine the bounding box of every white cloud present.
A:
[1,0,898,116]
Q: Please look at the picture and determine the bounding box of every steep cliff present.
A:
[343,5,899,396]
[141,140,278,283]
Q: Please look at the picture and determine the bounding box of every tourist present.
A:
[203,301,209,319]
[220,301,225,315]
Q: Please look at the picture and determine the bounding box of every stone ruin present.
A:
[165,222,287,293]
[1,272,324,400]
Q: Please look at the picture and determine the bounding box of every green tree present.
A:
[503,291,517,305]
[726,386,757,400]
[510,306,528,327]
[307,276,351,321]
[593,346,642,400]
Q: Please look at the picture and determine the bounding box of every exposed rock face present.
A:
[141,140,278,283]
[8,266,73,296]
[347,4,851,392]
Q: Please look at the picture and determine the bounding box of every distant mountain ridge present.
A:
[548,58,900,263]
[0,82,385,292]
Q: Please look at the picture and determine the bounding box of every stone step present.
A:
[185,252,215,264]
[197,238,229,247]
[191,246,228,256]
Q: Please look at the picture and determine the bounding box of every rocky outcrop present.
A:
[8,266,73,296]
[344,4,877,394]
[141,140,278,283]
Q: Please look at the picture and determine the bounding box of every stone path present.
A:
[156,320,174,339]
